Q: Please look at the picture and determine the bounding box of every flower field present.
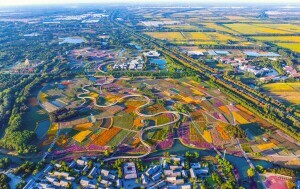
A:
[90,127,121,146]
[257,142,276,151]
[113,113,135,130]
[47,123,59,135]
[73,122,93,131]
[107,129,131,147]
[203,130,213,143]
[73,130,92,143]
[216,125,230,141]
[89,92,99,98]
[133,117,144,128]
[232,111,249,124]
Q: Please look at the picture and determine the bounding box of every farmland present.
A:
[275,43,300,53]
[145,31,244,45]
[1,5,300,189]
[263,82,300,105]
[252,36,300,43]
[224,23,292,34]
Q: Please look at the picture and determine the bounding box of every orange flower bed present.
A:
[203,130,213,143]
[216,125,230,140]
[219,105,231,115]
[74,122,93,131]
[57,135,68,146]
[236,105,254,115]
[125,105,136,113]
[133,117,144,127]
[91,127,121,146]
[132,137,140,148]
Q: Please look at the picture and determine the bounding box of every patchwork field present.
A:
[29,76,299,165]
[146,31,244,45]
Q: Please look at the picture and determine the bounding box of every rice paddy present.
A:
[224,23,291,34]
[263,82,300,104]
[275,43,300,53]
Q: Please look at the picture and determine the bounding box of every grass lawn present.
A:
[152,127,169,141]
[23,106,49,131]
[113,112,136,130]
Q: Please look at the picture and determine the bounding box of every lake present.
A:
[149,59,167,70]
[35,119,51,139]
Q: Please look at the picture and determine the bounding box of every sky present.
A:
[0,0,299,6]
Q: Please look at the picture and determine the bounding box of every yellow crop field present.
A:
[206,33,239,41]
[183,32,210,41]
[145,32,185,41]
[257,142,276,151]
[253,24,300,33]
[224,24,291,34]
[232,111,249,124]
[73,130,92,143]
[203,130,213,143]
[263,82,300,104]
[74,122,93,131]
[203,23,238,34]
[252,36,300,43]
[276,43,300,53]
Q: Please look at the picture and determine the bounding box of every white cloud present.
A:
[0,0,299,6]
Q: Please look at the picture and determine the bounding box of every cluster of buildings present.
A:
[141,21,180,27]
[239,65,272,76]
[112,50,162,71]
[54,13,108,23]
[113,56,145,70]
[140,156,210,189]
[24,155,212,189]
[283,65,300,78]
[25,157,120,189]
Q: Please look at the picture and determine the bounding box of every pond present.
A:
[35,119,51,139]
[149,59,167,70]
[59,37,85,45]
